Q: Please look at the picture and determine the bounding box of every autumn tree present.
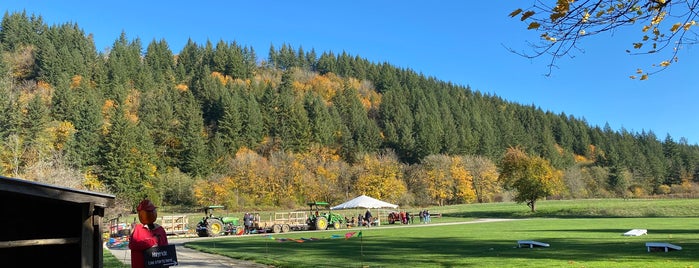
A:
[510,0,699,79]
[462,155,501,203]
[499,147,563,212]
[421,154,476,206]
[353,150,407,203]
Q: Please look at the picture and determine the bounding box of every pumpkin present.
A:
[138,209,157,225]
[137,199,158,225]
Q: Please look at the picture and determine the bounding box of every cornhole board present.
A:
[646,242,682,252]
[517,240,550,248]
[623,229,647,236]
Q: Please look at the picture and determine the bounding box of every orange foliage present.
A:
[211,71,230,85]
[175,83,188,92]
[350,78,381,111]
[292,81,310,93]
[37,80,52,91]
[231,78,252,88]
[102,99,117,113]
[70,75,82,89]
[574,154,593,164]
[101,99,117,134]
[308,73,342,103]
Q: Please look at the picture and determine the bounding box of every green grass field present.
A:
[105,199,699,267]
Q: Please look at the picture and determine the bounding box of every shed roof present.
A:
[0,176,115,208]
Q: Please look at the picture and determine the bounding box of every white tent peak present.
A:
[330,194,398,210]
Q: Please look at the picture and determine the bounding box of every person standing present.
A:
[129,199,169,268]
[243,212,252,234]
[364,209,373,227]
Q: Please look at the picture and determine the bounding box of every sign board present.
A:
[144,244,178,267]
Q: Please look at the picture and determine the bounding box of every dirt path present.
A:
[107,218,519,267]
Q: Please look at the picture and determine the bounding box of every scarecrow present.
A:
[129,198,169,268]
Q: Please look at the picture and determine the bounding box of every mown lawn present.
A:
[104,198,699,267]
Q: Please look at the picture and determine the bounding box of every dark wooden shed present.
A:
[0,176,115,267]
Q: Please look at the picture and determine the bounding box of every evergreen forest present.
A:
[2,11,698,212]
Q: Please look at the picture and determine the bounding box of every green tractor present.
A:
[306,201,345,230]
[196,205,242,237]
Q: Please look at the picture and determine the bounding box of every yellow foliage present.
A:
[528,22,541,30]
[355,153,406,201]
[102,99,116,113]
[582,11,590,23]
[541,33,557,42]
[71,75,83,89]
[49,121,76,150]
[175,83,188,92]
[124,89,141,123]
[101,99,117,134]
[309,73,342,103]
[211,71,229,85]
[573,154,593,164]
[651,11,667,25]
[83,169,104,191]
[292,80,309,93]
[670,22,682,32]
[353,78,381,110]
[37,80,52,91]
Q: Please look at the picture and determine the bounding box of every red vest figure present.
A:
[129,199,169,268]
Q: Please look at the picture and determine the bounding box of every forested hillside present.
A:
[1,11,698,212]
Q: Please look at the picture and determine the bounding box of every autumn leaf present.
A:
[527,22,541,30]
[633,43,643,49]
[521,10,535,21]
[670,22,681,32]
[660,61,670,67]
[640,74,648,80]
[550,12,566,22]
[509,8,523,17]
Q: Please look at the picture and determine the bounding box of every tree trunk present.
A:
[527,200,536,212]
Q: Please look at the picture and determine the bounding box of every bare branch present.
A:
[511,0,699,78]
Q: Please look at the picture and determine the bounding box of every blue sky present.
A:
[4,1,698,145]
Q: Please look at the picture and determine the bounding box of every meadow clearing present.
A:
[105,198,699,267]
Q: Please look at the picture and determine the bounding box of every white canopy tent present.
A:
[331,195,398,210]
[331,195,398,226]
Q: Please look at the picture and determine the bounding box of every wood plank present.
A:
[517,240,550,248]
[0,237,80,248]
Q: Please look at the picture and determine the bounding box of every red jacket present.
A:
[129,224,169,268]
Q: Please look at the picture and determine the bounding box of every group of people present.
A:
[418,209,431,224]
[243,212,259,234]
[398,211,413,224]
[347,209,375,227]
